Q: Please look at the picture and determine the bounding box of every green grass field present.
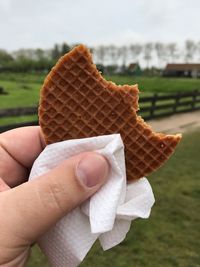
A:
[106,75,200,93]
[0,73,200,110]
[0,73,199,266]
[27,129,200,267]
[0,73,200,127]
[0,72,200,91]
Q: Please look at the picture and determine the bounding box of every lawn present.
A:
[1,73,200,128]
[0,72,200,93]
[0,73,200,108]
[0,72,45,84]
[106,75,200,93]
[28,129,200,267]
[0,80,40,109]
[0,73,200,110]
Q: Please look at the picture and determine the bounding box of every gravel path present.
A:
[148,110,200,134]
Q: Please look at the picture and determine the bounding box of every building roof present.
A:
[165,63,200,71]
[128,63,139,70]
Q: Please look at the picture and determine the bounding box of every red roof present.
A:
[128,63,139,70]
[165,63,200,71]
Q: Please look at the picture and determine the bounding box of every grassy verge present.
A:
[105,75,200,93]
[0,74,200,109]
[0,73,200,130]
[0,72,45,84]
[0,80,40,109]
[0,115,38,126]
[28,129,200,267]
[0,72,200,92]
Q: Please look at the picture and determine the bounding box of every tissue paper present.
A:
[29,134,155,267]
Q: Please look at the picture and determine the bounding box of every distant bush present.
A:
[0,86,8,95]
[20,84,31,90]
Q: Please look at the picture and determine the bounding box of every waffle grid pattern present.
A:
[39,45,181,180]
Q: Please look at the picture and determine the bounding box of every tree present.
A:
[34,48,51,72]
[0,49,13,63]
[61,43,70,55]
[0,50,14,71]
[196,41,200,60]
[185,40,196,63]
[107,45,120,65]
[154,42,168,68]
[12,49,38,60]
[167,43,178,63]
[129,44,142,62]
[35,48,45,60]
[51,44,60,60]
[119,46,129,67]
[95,45,106,65]
[143,43,153,68]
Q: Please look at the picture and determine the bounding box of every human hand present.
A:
[0,126,109,266]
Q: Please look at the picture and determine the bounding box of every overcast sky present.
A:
[1,0,200,51]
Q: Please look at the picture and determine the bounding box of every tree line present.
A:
[0,40,199,73]
[92,40,200,68]
[0,43,71,73]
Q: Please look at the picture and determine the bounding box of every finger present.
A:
[0,152,109,245]
[0,177,10,192]
[0,126,45,187]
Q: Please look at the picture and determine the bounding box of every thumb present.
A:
[0,152,109,244]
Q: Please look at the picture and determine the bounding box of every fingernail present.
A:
[76,153,109,188]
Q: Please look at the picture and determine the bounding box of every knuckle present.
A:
[42,175,80,215]
[42,178,67,215]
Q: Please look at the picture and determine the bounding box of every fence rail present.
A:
[1,90,200,133]
[0,107,37,118]
[138,90,200,120]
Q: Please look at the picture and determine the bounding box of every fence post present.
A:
[173,92,180,113]
[150,93,157,118]
[191,90,198,110]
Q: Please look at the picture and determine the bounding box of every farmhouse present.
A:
[127,63,142,75]
[163,64,200,78]
[113,63,141,75]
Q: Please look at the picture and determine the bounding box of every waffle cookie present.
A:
[39,45,181,181]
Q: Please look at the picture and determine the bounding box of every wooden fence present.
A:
[0,90,200,133]
[139,90,200,119]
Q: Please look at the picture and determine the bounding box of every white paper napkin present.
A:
[29,134,155,267]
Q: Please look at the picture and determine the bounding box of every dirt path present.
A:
[148,110,200,134]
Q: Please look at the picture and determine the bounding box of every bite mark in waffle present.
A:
[39,45,181,181]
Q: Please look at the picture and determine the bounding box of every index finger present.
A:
[0,126,45,187]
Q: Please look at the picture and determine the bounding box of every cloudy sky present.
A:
[0,0,200,51]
